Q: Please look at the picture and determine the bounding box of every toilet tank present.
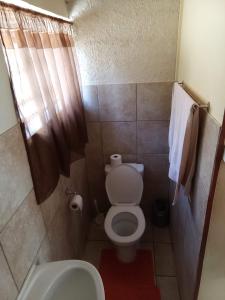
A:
[105,163,144,177]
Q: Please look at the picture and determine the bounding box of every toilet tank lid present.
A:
[105,164,143,205]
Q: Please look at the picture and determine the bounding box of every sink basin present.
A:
[17,260,105,300]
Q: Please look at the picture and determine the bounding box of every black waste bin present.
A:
[151,199,169,227]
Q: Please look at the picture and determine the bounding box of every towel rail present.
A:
[177,81,210,110]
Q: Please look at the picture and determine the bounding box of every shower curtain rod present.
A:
[177,81,210,110]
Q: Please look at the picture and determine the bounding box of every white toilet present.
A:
[104,164,146,263]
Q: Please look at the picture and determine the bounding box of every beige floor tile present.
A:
[88,222,108,241]
[139,242,156,281]
[82,241,112,268]
[139,242,154,251]
[141,222,153,243]
[155,243,176,276]
[153,226,171,243]
[157,276,180,300]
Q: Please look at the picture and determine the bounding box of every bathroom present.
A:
[0,0,225,300]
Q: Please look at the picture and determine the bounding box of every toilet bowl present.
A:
[104,164,146,263]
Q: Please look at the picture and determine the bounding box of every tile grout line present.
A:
[0,122,19,138]
[0,242,19,291]
[39,184,64,233]
[156,275,177,278]
[97,85,105,211]
[152,228,158,285]
[136,83,138,161]
[97,85,104,158]
[0,193,55,292]
[18,231,49,291]
[0,187,34,235]
[86,119,170,123]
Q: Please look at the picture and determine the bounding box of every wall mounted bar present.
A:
[177,81,210,110]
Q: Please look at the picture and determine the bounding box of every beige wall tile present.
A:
[86,122,102,152]
[137,121,169,154]
[102,122,136,154]
[141,183,169,217]
[171,187,202,300]
[70,158,89,196]
[0,246,18,300]
[153,227,171,244]
[47,199,75,261]
[88,223,108,241]
[86,150,104,183]
[98,84,136,121]
[137,82,173,120]
[88,178,107,213]
[0,47,17,135]
[138,154,169,184]
[40,178,64,229]
[157,276,180,300]
[0,125,33,231]
[60,158,89,204]
[85,123,107,211]
[195,112,220,193]
[82,85,99,122]
[61,158,91,256]
[44,158,91,259]
[170,113,220,300]
[191,175,208,237]
[85,123,103,201]
[104,153,137,164]
[70,158,91,251]
[198,163,225,300]
[155,243,176,276]
[35,235,53,265]
[0,190,46,288]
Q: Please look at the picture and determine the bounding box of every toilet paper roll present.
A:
[69,194,83,214]
[110,154,122,167]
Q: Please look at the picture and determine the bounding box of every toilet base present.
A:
[116,245,137,263]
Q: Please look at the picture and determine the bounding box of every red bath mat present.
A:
[99,249,161,300]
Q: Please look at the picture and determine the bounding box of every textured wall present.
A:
[177,0,225,125]
[170,111,220,300]
[83,82,172,214]
[70,0,180,85]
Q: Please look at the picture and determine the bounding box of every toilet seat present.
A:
[104,206,145,244]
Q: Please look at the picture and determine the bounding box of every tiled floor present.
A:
[82,221,180,300]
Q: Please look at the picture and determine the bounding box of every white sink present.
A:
[17,260,105,300]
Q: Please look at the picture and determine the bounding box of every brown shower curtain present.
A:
[0,3,87,203]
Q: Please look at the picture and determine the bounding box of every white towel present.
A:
[169,83,199,204]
